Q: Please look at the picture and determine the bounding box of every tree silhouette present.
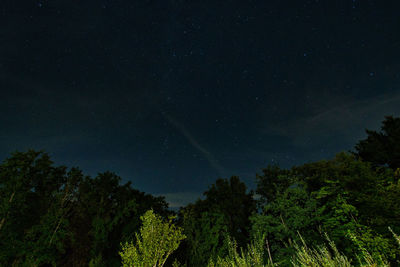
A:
[354,115,400,170]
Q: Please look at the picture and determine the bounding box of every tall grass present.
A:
[389,227,400,248]
[291,233,352,267]
[207,236,274,267]
[204,229,399,267]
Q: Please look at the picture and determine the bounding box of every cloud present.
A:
[263,90,400,149]
[162,113,226,176]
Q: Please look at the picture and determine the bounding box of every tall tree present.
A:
[179,206,229,266]
[0,150,171,266]
[0,150,75,265]
[354,115,400,170]
[178,176,255,266]
[255,165,292,204]
[202,176,256,247]
[253,152,400,264]
[69,171,170,266]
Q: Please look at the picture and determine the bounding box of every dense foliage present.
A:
[0,116,399,266]
[0,151,170,266]
[120,210,185,267]
[177,176,256,266]
[354,116,400,170]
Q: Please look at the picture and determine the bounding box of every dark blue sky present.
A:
[1,0,400,207]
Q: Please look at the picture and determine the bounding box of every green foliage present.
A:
[291,234,352,267]
[178,176,255,266]
[1,116,400,266]
[389,227,400,248]
[347,231,390,266]
[119,210,185,267]
[354,115,400,170]
[0,150,171,266]
[0,150,80,265]
[203,176,256,246]
[251,184,322,264]
[207,235,273,267]
[253,152,400,264]
[181,208,230,266]
[89,254,106,267]
[256,165,292,203]
[68,171,170,266]
[291,231,398,267]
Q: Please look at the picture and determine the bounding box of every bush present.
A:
[119,210,185,267]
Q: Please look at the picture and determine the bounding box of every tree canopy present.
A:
[354,115,400,170]
[0,116,399,266]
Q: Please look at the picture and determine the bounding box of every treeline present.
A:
[0,153,171,266]
[1,116,399,266]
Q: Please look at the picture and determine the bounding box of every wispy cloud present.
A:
[263,90,400,149]
[162,113,226,176]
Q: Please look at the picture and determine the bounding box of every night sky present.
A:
[1,0,400,208]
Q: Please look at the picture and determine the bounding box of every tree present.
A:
[0,150,74,265]
[69,172,170,266]
[252,152,400,264]
[202,176,256,247]
[293,153,400,234]
[354,115,400,170]
[255,165,292,204]
[119,210,185,267]
[251,184,322,265]
[179,207,229,266]
[0,150,172,266]
[176,176,255,266]
[22,167,83,266]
